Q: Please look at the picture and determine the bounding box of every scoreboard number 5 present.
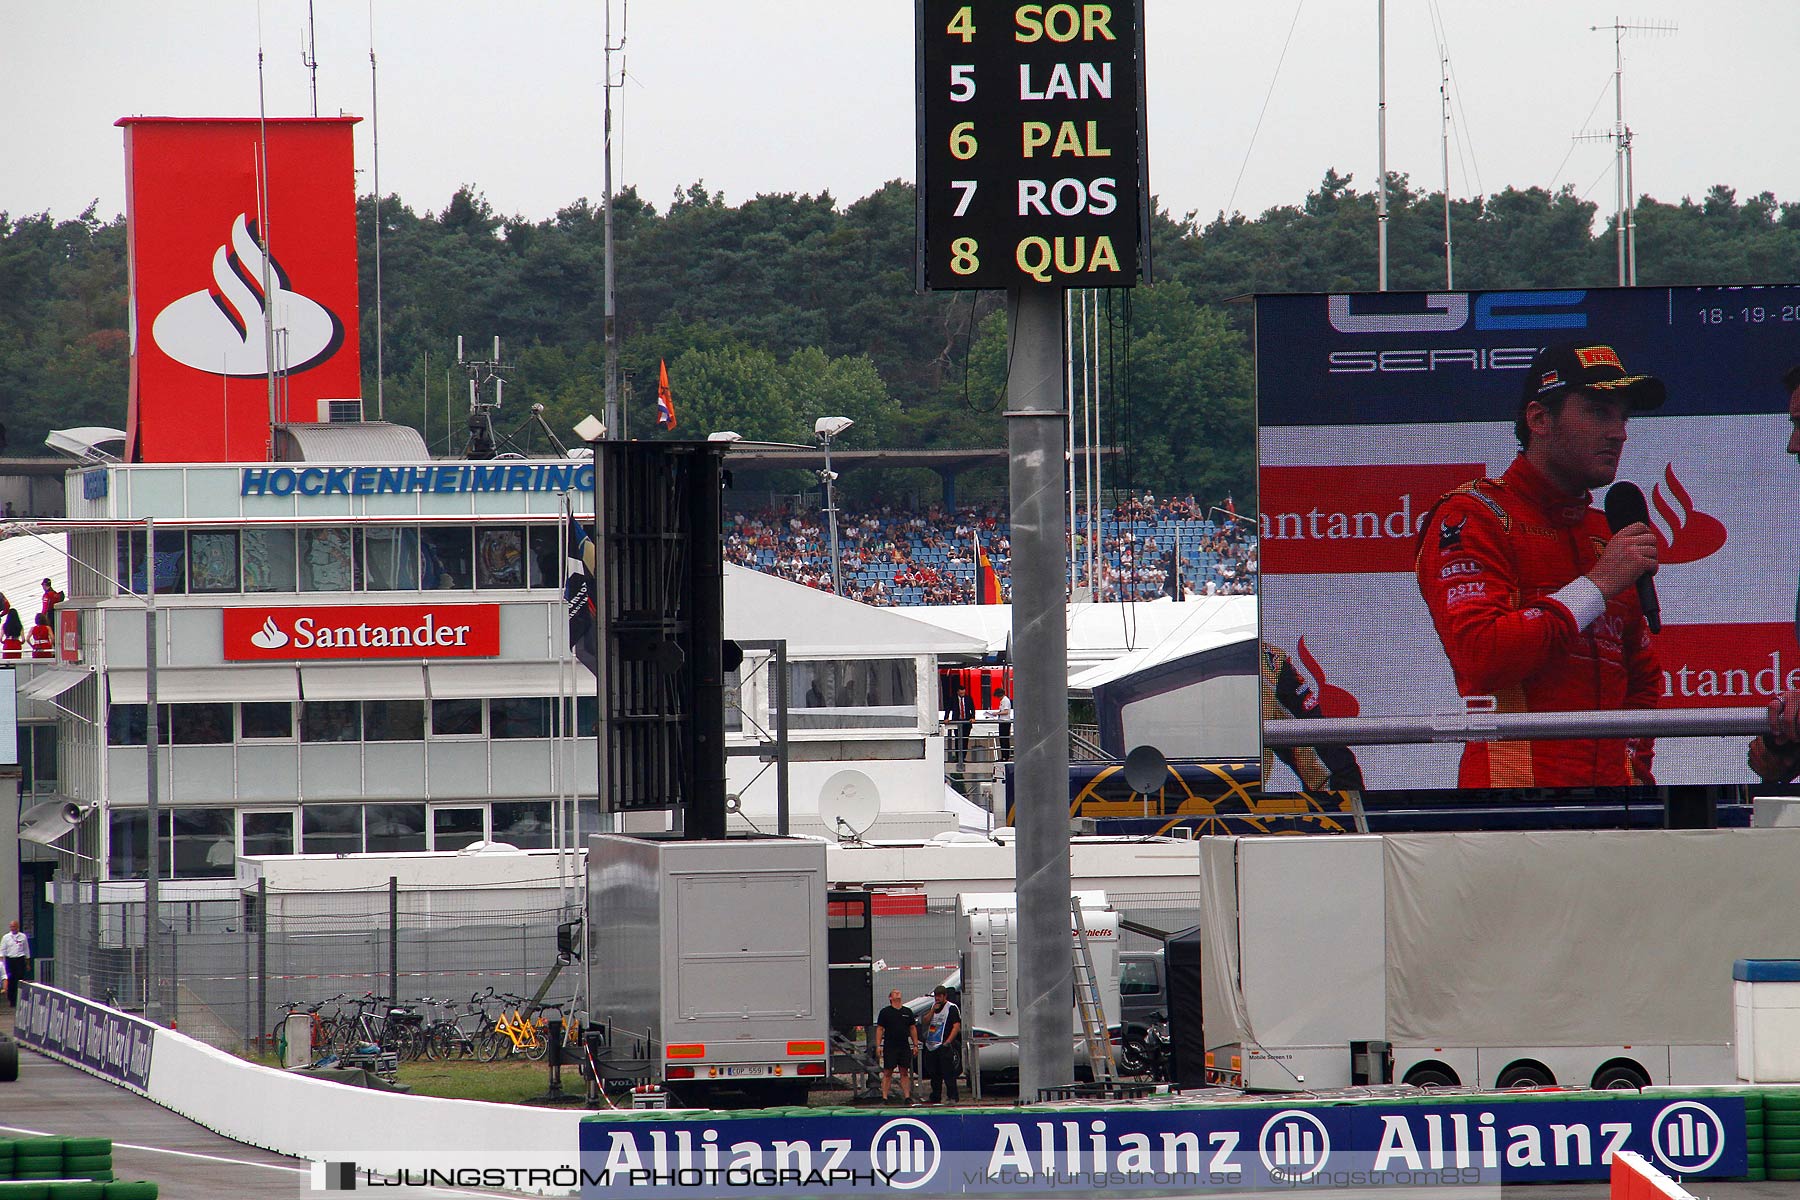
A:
[948,64,976,101]
[946,6,976,42]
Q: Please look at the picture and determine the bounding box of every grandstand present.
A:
[723,494,1257,605]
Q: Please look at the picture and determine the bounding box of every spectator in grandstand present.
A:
[1415,341,1665,789]
[1749,365,1800,785]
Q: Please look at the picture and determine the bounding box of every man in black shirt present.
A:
[874,989,920,1104]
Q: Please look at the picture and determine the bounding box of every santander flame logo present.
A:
[1647,463,1728,565]
[249,616,290,650]
[150,213,344,377]
[1296,636,1360,718]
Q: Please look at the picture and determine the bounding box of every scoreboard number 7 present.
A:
[950,181,978,217]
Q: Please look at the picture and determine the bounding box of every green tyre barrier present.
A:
[100,1185,159,1200]
[60,1158,112,1176]
[57,1143,108,1160]
[0,1185,51,1200]
[46,1184,107,1200]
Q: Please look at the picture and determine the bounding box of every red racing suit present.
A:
[1414,456,1661,788]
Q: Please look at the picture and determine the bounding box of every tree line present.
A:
[3,173,1798,508]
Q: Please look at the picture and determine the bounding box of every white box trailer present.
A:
[587,834,831,1104]
[953,891,1120,1081]
[1198,829,1800,1092]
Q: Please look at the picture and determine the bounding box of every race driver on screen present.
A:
[1414,341,1664,788]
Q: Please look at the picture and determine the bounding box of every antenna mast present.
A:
[1440,45,1453,288]
[1375,0,1389,291]
[602,1,629,441]
[1591,17,1676,286]
[370,4,385,419]
[302,0,319,117]
[256,29,279,443]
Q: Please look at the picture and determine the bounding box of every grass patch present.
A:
[240,1051,574,1104]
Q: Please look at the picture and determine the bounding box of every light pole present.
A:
[813,416,853,595]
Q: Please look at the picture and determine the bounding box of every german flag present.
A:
[975,532,1003,605]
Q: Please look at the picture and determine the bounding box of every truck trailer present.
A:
[586,834,831,1105]
[1199,829,1800,1092]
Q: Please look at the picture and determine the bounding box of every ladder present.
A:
[984,912,1011,1014]
[1070,896,1116,1082]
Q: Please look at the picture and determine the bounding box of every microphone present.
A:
[1603,481,1662,634]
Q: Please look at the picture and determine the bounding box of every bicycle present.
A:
[421,995,481,1061]
[482,993,550,1062]
[269,994,345,1062]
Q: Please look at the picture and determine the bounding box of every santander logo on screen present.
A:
[1644,463,1728,565]
[150,213,343,377]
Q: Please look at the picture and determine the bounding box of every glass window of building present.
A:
[490,696,551,739]
[242,811,295,857]
[527,526,561,588]
[785,659,918,730]
[171,807,236,878]
[562,695,599,738]
[299,528,361,592]
[188,531,241,593]
[20,725,58,794]
[117,530,188,595]
[107,704,171,747]
[241,702,294,740]
[109,809,151,879]
[365,803,427,853]
[421,527,474,590]
[723,668,743,734]
[476,527,527,588]
[363,699,425,742]
[364,527,420,591]
[242,529,299,593]
[492,801,553,849]
[170,702,234,745]
[302,804,363,854]
[430,698,483,737]
[301,700,362,742]
[432,807,485,851]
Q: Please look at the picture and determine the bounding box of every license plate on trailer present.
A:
[721,1065,771,1078]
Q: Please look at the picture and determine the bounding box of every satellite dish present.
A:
[1123,745,1169,795]
[818,769,882,841]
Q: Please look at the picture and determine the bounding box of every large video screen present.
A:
[1257,286,1800,792]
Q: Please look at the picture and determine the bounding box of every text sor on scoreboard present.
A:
[919,1,1145,290]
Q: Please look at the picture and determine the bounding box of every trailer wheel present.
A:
[1402,1062,1458,1088]
[1590,1061,1649,1091]
[1495,1061,1555,1089]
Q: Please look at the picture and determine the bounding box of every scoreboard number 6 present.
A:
[950,121,978,160]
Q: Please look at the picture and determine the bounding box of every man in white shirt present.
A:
[2,920,30,1007]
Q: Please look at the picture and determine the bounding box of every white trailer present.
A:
[1199,829,1800,1092]
[586,834,831,1104]
[952,891,1121,1081]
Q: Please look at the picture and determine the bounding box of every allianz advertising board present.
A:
[579,1096,1745,1195]
[1255,285,1800,794]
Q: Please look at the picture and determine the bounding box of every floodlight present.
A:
[573,414,607,442]
[813,416,854,440]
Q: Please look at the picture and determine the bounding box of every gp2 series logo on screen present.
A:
[1327,290,1589,335]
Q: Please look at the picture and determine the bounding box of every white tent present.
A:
[897,597,1212,679]
[724,565,986,658]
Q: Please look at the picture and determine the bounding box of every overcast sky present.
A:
[6,2,1799,229]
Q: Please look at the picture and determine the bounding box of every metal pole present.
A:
[1376,0,1389,292]
[256,877,267,1056]
[1262,704,1772,747]
[1006,288,1073,1100]
[388,876,399,1006]
[1441,48,1454,289]
[823,439,842,595]
[1613,21,1627,287]
[144,518,162,1022]
[775,642,790,836]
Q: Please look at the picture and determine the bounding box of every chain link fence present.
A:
[47,876,585,1056]
[44,878,1198,1054]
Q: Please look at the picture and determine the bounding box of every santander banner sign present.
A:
[223,605,500,662]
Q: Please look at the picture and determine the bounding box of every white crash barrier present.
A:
[18,984,589,1196]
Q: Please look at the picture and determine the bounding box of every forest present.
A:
[4,171,1799,508]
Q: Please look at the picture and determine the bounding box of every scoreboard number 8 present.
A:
[951,238,981,275]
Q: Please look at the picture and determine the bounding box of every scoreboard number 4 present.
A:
[947,6,976,42]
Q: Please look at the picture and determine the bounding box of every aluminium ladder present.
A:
[1070,896,1117,1082]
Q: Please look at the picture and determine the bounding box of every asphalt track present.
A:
[6,1043,1799,1199]
[0,1044,543,1198]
